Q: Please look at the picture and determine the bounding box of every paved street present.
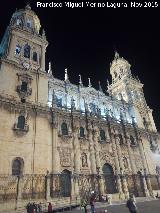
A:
[67,200,160,213]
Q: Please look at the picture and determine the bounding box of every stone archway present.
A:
[102,163,117,194]
[60,169,71,197]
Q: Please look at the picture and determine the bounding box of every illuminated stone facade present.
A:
[0,4,160,212]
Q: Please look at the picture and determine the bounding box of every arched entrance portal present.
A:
[60,170,71,197]
[102,163,117,194]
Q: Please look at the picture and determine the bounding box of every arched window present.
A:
[17,116,25,129]
[33,52,37,62]
[15,45,21,55]
[12,158,23,176]
[24,44,30,58]
[130,135,136,146]
[114,71,117,78]
[100,129,106,141]
[16,18,22,27]
[79,127,85,138]
[61,122,68,136]
[56,97,62,108]
[118,134,123,145]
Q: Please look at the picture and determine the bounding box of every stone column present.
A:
[93,127,105,195]
[71,175,75,197]
[126,135,137,174]
[73,126,81,174]
[16,176,23,209]
[138,137,148,172]
[115,133,129,199]
[8,34,14,58]
[138,137,153,197]
[72,124,81,197]
[45,173,51,200]
[146,175,154,197]
[41,45,46,71]
[88,125,97,174]
[51,114,60,174]
[142,172,150,197]
[74,177,79,197]
[77,90,81,111]
[111,132,124,199]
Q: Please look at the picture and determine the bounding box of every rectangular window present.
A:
[21,82,27,92]
[27,19,32,28]
[15,45,21,55]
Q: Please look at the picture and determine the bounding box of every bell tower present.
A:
[0,4,48,104]
[107,51,157,132]
[0,4,48,71]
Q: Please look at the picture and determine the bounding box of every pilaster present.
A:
[111,132,124,199]
[51,111,60,174]
[115,133,129,198]
[88,124,97,174]
[126,135,137,174]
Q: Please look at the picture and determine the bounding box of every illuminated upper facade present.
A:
[0,4,157,135]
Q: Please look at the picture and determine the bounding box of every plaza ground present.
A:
[66,199,160,213]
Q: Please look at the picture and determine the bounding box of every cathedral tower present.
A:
[0,4,48,104]
[108,52,157,132]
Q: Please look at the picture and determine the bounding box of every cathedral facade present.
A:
[0,5,160,212]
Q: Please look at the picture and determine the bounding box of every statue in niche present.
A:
[123,157,128,169]
[71,96,76,110]
[82,153,88,167]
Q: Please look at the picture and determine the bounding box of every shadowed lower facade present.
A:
[0,4,160,213]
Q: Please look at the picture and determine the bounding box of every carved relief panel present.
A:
[59,147,72,167]
[99,151,115,171]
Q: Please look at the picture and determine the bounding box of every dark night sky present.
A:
[0,0,160,130]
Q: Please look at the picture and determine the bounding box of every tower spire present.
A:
[88,78,92,87]
[98,81,103,92]
[65,68,69,81]
[79,74,83,86]
[25,2,31,10]
[48,62,52,74]
[114,50,120,60]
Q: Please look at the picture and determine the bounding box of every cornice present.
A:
[0,94,159,137]
[10,27,48,46]
[1,58,47,77]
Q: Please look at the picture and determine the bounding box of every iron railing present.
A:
[0,173,160,202]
